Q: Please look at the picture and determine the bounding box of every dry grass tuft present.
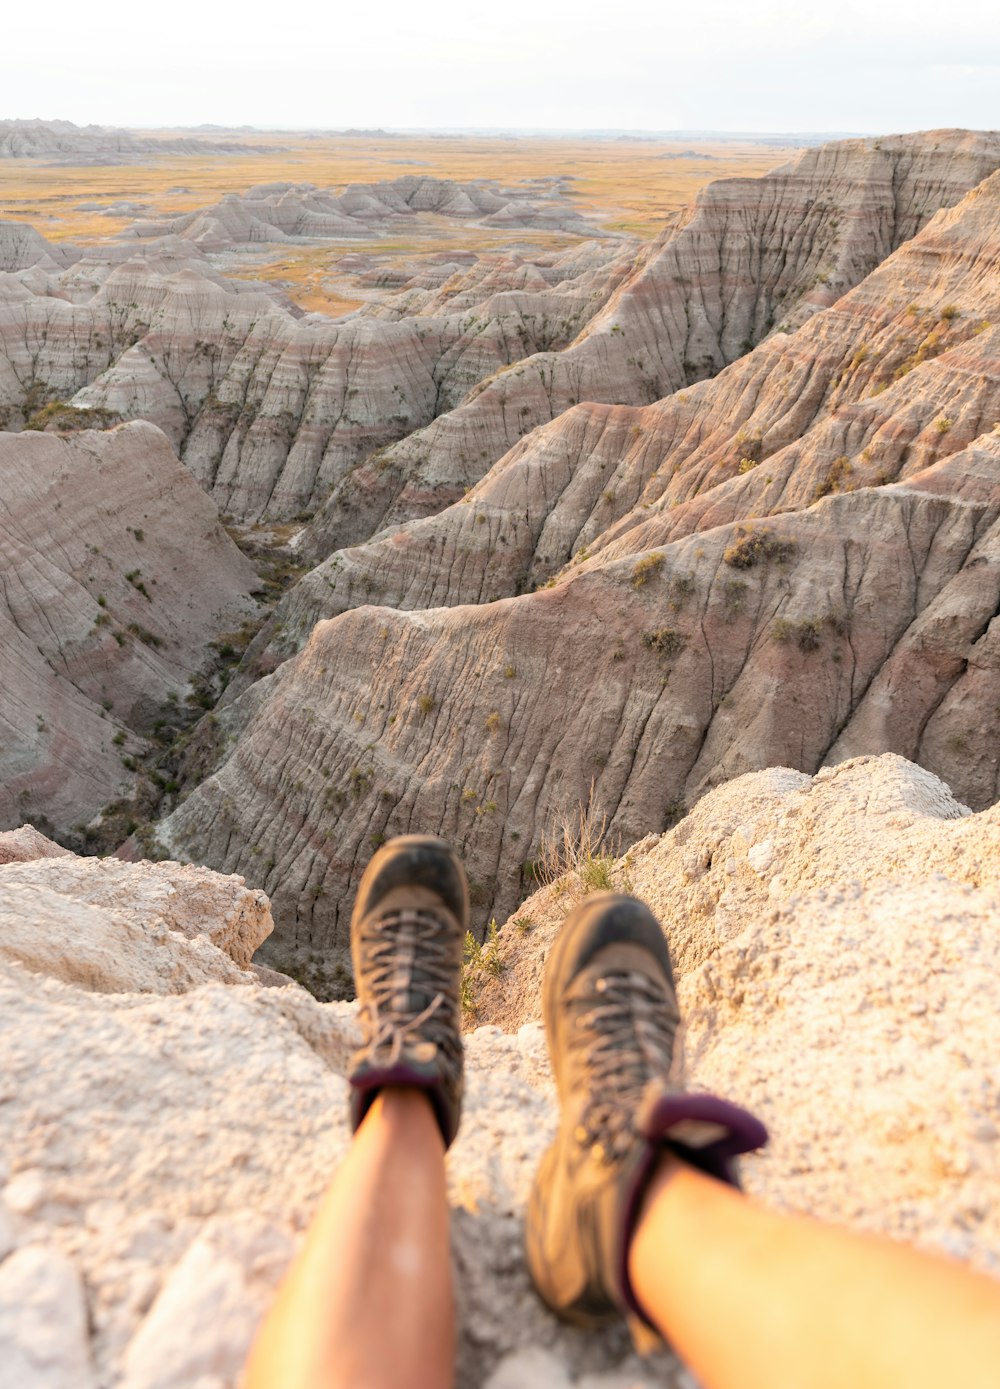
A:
[536,789,622,896]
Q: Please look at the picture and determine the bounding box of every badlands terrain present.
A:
[1,121,999,1385]
[1,125,999,987]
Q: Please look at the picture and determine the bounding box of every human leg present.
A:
[630,1153,1000,1389]
[245,837,469,1389]
[244,1087,453,1389]
[526,891,1000,1389]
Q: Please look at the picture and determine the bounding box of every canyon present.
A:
[1,122,998,1386]
[2,129,999,980]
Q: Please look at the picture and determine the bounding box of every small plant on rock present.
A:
[772,616,823,652]
[537,790,620,898]
[642,627,687,658]
[723,527,797,570]
[631,552,665,588]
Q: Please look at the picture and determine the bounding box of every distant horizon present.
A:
[3,117,882,140]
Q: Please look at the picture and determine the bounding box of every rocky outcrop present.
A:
[0,423,259,835]
[251,160,1000,671]
[154,456,999,979]
[474,755,1000,1273]
[471,754,1000,1027]
[121,176,599,249]
[0,845,661,1389]
[1,228,633,516]
[0,848,272,992]
[1,756,997,1387]
[0,119,278,164]
[303,130,1000,556]
[0,824,72,866]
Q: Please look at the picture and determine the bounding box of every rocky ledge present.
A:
[0,753,997,1387]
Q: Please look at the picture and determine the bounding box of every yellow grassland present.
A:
[0,134,793,315]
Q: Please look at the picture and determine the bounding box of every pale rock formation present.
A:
[0,1245,96,1388]
[360,240,631,323]
[305,129,1000,555]
[159,451,1000,972]
[158,152,1000,951]
[0,824,72,866]
[0,119,278,164]
[0,238,290,431]
[122,176,598,250]
[247,159,1000,695]
[0,226,633,516]
[0,423,258,834]
[0,850,661,1388]
[71,238,636,520]
[1,756,998,1386]
[474,755,1000,1271]
[0,220,76,274]
[8,132,993,533]
[208,157,1000,932]
[0,850,272,990]
[473,754,1000,1023]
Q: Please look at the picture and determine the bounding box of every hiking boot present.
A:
[525,893,767,1346]
[347,835,469,1149]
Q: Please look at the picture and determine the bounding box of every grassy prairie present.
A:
[0,134,793,313]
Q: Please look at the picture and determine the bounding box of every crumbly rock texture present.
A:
[0,423,259,834]
[0,754,997,1387]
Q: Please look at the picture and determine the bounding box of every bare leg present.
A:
[244,1088,453,1389]
[630,1155,1000,1389]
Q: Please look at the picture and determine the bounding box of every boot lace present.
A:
[568,970,677,1162]
[359,908,459,1068]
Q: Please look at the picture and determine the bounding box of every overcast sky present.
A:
[7,0,999,133]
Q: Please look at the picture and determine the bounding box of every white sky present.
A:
[7,0,999,133]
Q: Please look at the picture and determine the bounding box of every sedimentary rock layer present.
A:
[0,423,258,833]
[0,223,635,518]
[304,129,1000,555]
[5,133,995,535]
[157,461,1000,976]
[121,175,598,249]
[237,164,1000,716]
